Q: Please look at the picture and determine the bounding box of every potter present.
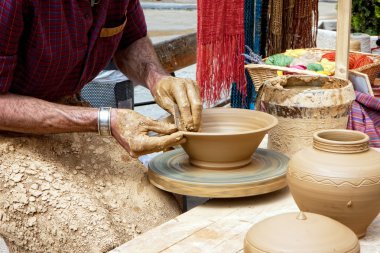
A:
[0,0,202,252]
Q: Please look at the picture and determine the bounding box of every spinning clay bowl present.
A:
[181,108,278,169]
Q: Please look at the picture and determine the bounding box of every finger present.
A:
[147,131,185,151]
[155,95,186,130]
[186,80,202,131]
[131,138,187,158]
[132,132,186,156]
[154,89,176,116]
[145,118,178,135]
[172,81,194,131]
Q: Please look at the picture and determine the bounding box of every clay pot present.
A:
[256,75,355,157]
[181,108,278,169]
[350,40,361,52]
[244,212,360,253]
[287,129,380,237]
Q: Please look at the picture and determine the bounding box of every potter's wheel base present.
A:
[148,148,289,198]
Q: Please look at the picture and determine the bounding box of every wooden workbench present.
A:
[111,147,380,253]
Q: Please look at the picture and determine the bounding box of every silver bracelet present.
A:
[98,107,112,136]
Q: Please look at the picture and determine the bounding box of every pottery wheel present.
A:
[148,148,289,198]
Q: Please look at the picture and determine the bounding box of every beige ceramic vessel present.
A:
[181,108,278,169]
[288,129,380,237]
[256,75,355,157]
[244,212,360,253]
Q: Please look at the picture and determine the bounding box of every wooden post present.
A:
[154,33,197,73]
[334,0,352,80]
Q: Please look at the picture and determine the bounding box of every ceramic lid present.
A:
[244,212,360,253]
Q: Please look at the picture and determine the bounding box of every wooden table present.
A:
[111,188,380,253]
[111,147,380,253]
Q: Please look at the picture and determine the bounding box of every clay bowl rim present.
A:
[183,108,278,136]
[313,129,370,145]
[264,75,351,91]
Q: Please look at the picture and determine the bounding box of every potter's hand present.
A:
[111,109,185,158]
[152,76,202,132]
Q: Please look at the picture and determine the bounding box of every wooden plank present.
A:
[154,33,196,73]
[334,0,352,80]
[110,202,238,253]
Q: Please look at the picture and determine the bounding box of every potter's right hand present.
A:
[110,109,185,158]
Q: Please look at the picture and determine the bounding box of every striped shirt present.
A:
[0,0,147,101]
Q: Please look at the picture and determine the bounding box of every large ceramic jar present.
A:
[287,129,380,237]
[257,75,355,157]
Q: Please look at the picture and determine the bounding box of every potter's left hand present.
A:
[151,76,202,132]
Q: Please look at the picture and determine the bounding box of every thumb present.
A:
[146,119,178,135]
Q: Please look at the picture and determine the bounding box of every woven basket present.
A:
[246,48,380,91]
[355,62,380,85]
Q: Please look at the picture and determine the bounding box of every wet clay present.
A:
[111,109,184,158]
[257,75,355,157]
[152,76,202,131]
[0,133,180,253]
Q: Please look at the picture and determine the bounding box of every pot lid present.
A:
[244,212,360,253]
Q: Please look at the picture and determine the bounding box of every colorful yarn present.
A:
[290,52,322,67]
[307,63,324,71]
[316,71,330,76]
[265,54,294,66]
[321,52,374,69]
[320,58,335,75]
[284,49,307,58]
[290,65,307,70]
[281,65,306,75]
[321,52,336,62]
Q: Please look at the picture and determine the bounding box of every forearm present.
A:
[114,36,168,91]
[0,93,98,134]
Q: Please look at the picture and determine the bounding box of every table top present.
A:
[110,148,380,253]
[110,187,380,253]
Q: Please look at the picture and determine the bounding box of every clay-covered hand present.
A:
[151,76,202,131]
[110,109,185,158]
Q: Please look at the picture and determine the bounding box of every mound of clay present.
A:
[0,133,180,253]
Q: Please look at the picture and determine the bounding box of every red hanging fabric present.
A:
[196,0,246,104]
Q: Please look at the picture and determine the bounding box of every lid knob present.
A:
[296,212,307,220]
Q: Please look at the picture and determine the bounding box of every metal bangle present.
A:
[98,107,112,136]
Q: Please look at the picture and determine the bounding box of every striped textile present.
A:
[231,0,255,109]
[197,0,246,103]
[348,91,380,148]
[231,0,261,109]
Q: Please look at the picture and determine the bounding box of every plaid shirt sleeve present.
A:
[118,0,147,50]
[0,0,24,93]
